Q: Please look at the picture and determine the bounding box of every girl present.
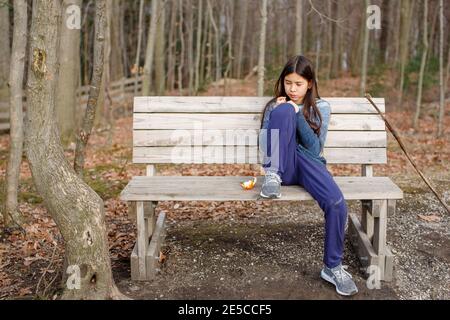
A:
[258,55,358,296]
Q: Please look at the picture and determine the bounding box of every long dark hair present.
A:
[260,55,323,137]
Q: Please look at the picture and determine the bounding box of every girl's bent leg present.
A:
[262,103,298,185]
[295,152,347,268]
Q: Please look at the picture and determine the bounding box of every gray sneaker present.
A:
[320,264,359,296]
[260,171,282,199]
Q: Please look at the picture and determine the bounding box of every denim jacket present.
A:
[259,98,331,166]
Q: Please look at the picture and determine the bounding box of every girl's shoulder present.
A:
[316,98,331,113]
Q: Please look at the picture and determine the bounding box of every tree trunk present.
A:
[74,0,107,177]
[134,0,145,95]
[295,0,303,55]
[4,0,27,229]
[186,0,194,95]
[236,0,248,79]
[437,0,444,137]
[194,0,203,93]
[257,0,267,97]
[413,0,428,130]
[142,0,161,96]
[178,0,185,94]
[0,0,10,103]
[398,0,415,107]
[25,0,125,300]
[167,0,177,92]
[207,0,220,84]
[360,0,370,96]
[110,0,124,81]
[330,0,341,78]
[379,0,390,64]
[56,0,81,147]
[155,0,166,95]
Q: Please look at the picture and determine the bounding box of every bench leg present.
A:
[130,201,166,281]
[349,199,395,283]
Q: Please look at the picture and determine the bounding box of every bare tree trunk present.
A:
[437,0,444,137]
[185,0,193,95]
[194,0,203,93]
[223,0,233,95]
[295,0,303,55]
[25,0,125,300]
[110,0,124,81]
[155,0,166,95]
[134,0,144,95]
[207,0,220,84]
[74,0,107,177]
[330,0,341,78]
[142,0,161,96]
[360,0,370,96]
[178,0,184,94]
[379,0,390,64]
[56,0,81,147]
[0,0,10,103]
[413,0,428,130]
[257,0,267,97]
[200,2,210,86]
[399,0,415,107]
[4,0,27,229]
[236,0,248,79]
[167,0,177,92]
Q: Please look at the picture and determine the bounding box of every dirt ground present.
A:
[0,74,449,300]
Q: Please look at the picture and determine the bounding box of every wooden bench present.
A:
[120,96,403,282]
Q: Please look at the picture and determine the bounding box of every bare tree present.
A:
[257,0,267,97]
[56,0,82,147]
[25,0,126,299]
[437,0,445,137]
[398,0,415,107]
[4,0,27,228]
[360,0,370,96]
[155,0,166,95]
[235,0,248,79]
[133,0,145,95]
[74,0,107,177]
[194,0,203,93]
[413,0,429,130]
[0,0,10,103]
[142,0,161,96]
[295,0,303,55]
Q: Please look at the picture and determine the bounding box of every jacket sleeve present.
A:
[317,101,331,155]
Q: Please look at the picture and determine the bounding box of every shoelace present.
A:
[333,265,353,282]
[265,171,282,184]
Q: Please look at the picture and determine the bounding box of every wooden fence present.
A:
[0,76,143,132]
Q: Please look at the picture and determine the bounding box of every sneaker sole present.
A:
[259,191,281,199]
[320,270,358,296]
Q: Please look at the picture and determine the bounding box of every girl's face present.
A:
[283,73,312,105]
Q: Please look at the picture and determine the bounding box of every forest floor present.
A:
[0,74,449,300]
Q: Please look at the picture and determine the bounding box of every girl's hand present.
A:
[275,96,299,113]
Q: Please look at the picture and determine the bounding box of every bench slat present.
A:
[120,176,403,201]
[133,130,387,148]
[134,113,385,130]
[134,97,385,113]
[133,147,386,164]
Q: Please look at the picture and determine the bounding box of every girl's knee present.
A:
[272,103,295,117]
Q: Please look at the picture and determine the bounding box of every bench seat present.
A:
[120,176,403,202]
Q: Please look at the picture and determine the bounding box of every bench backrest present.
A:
[133,97,386,166]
